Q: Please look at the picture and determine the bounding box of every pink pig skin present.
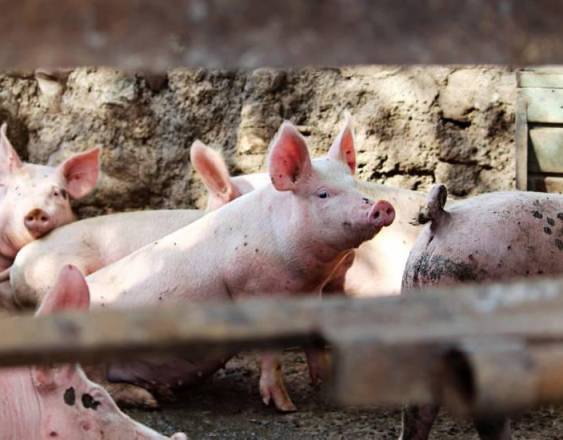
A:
[0,265,186,440]
[11,209,204,308]
[403,184,563,289]
[0,123,100,269]
[84,120,394,411]
[191,117,426,298]
[400,184,563,440]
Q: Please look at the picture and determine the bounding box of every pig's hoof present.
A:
[108,383,159,409]
[259,380,297,412]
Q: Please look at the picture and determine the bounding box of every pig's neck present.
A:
[266,191,349,292]
[0,368,42,437]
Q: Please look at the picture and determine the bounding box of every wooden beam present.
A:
[3,276,563,416]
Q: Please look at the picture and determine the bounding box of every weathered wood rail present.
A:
[3,275,563,417]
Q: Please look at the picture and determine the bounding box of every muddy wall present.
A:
[0,66,516,217]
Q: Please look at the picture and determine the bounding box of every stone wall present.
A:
[0,66,516,217]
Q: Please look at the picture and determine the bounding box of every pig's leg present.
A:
[473,416,511,440]
[0,266,10,281]
[399,404,440,440]
[0,280,17,313]
[105,382,160,409]
[82,364,159,409]
[305,347,330,387]
[322,251,355,296]
[259,352,297,412]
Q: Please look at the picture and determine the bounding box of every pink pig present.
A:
[0,123,100,269]
[83,120,394,411]
[190,117,426,298]
[400,184,563,440]
[0,264,186,439]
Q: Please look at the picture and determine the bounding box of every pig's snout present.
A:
[24,209,53,238]
[369,200,395,228]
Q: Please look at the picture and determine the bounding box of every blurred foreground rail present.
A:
[3,276,563,417]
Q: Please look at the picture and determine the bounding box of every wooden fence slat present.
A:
[529,127,563,173]
[515,91,529,189]
[518,70,563,89]
[527,175,563,193]
[522,88,563,123]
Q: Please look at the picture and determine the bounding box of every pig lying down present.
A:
[81,120,394,411]
[0,123,100,270]
[400,184,563,440]
[0,265,186,440]
[11,209,204,308]
[10,115,408,310]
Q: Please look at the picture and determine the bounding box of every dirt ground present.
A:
[127,351,563,439]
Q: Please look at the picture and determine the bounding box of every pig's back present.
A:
[86,208,237,308]
[11,209,203,306]
[404,191,563,289]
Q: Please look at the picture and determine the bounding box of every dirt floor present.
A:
[127,351,563,439]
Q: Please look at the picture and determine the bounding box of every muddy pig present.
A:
[82,120,394,411]
[400,184,563,440]
[191,115,426,297]
[0,264,187,440]
[0,123,100,270]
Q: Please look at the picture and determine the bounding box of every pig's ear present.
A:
[327,113,356,174]
[190,140,241,204]
[31,364,77,393]
[32,265,89,391]
[0,123,23,178]
[268,121,312,192]
[59,147,100,199]
[36,265,90,316]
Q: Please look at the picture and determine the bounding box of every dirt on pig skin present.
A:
[127,351,563,439]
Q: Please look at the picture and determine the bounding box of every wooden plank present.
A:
[522,88,563,123]
[518,70,563,89]
[3,0,561,69]
[528,175,563,193]
[0,275,563,366]
[529,127,563,173]
[515,91,529,189]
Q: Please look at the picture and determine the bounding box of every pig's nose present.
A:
[369,200,395,228]
[24,209,53,237]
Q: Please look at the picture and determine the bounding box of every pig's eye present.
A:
[317,190,330,199]
[52,188,68,199]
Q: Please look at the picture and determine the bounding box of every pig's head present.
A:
[0,123,100,256]
[267,118,395,252]
[31,265,187,440]
[190,140,269,211]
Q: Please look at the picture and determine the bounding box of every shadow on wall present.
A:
[0,66,515,217]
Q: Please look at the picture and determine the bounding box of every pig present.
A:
[0,122,100,269]
[10,209,204,308]
[10,116,421,311]
[81,120,394,412]
[189,117,427,297]
[400,184,563,440]
[0,264,187,440]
